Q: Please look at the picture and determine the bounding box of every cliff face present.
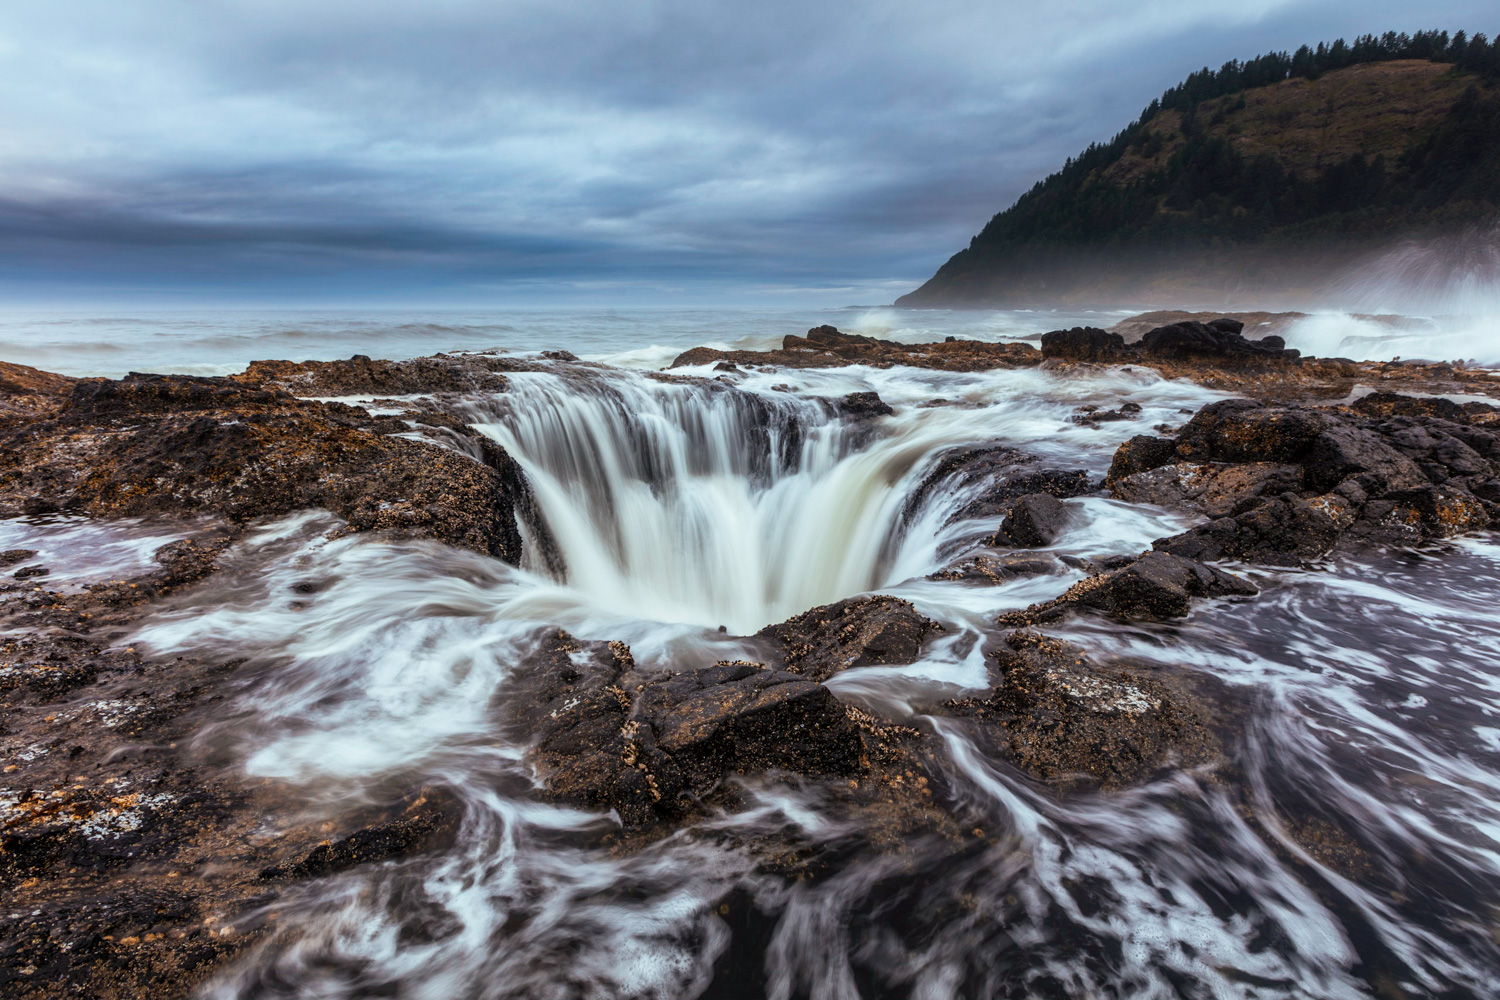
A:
[900,55,1500,307]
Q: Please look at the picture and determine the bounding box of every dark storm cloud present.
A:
[0,0,1493,302]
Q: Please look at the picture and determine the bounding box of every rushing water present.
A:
[14,347,1467,1000]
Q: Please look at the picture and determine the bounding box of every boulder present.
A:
[996,492,1071,547]
[1063,551,1257,618]
[1039,327,1126,361]
[840,390,894,419]
[1174,399,1332,464]
[1138,320,1294,360]
[1106,434,1179,482]
[756,595,942,682]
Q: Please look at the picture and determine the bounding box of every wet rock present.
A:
[1070,401,1141,425]
[1110,462,1302,517]
[259,791,459,880]
[1154,494,1355,565]
[0,369,539,561]
[942,631,1216,788]
[756,595,943,682]
[669,325,1040,372]
[12,565,48,579]
[1065,551,1257,617]
[927,552,1067,584]
[1382,484,1490,538]
[996,551,1255,625]
[840,390,894,419]
[1174,399,1332,464]
[995,492,1071,547]
[233,353,513,397]
[512,631,862,829]
[1138,320,1295,361]
[1106,434,1178,482]
[1302,423,1428,493]
[1105,392,1499,565]
[1039,327,1126,361]
[0,548,37,567]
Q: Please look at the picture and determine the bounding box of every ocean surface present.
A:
[4,306,1500,998]
[3,304,1500,378]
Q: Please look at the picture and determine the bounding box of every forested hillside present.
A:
[899,30,1500,306]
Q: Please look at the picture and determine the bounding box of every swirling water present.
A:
[35,343,1482,1000]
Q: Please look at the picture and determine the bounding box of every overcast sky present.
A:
[0,1,1491,305]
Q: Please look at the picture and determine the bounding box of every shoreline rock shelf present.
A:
[1,333,1497,998]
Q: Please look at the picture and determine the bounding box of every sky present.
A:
[0,1,1493,306]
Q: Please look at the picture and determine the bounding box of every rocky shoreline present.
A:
[2,320,1497,997]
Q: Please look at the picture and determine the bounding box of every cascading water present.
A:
[109,357,1500,1000]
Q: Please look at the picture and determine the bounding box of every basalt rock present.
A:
[941,631,1216,788]
[1106,393,1496,566]
[1138,319,1298,361]
[1000,551,1256,624]
[1039,327,1126,361]
[840,390,894,418]
[995,492,1072,547]
[755,595,944,682]
[508,631,862,828]
[1110,462,1302,517]
[669,326,1041,372]
[231,352,516,397]
[927,552,1067,584]
[259,790,460,880]
[0,369,539,561]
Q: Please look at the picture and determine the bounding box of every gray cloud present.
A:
[0,0,1492,303]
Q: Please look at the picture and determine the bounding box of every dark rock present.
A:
[1154,494,1354,565]
[926,552,1067,583]
[756,595,942,682]
[840,391,894,418]
[1175,399,1332,464]
[12,565,48,579]
[1138,320,1292,361]
[1107,435,1178,481]
[541,350,579,361]
[1064,551,1257,618]
[0,548,37,567]
[510,631,861,828]
[1111,462,1302,517]
[996,492,1071,547]
[260,792,459,880]
[1303,424,1428,493]
[1039,327,1126,361]
[1382,484,1490,538]
[0,370,540,562]
[941,631,1216,788]
[232,353,514,397]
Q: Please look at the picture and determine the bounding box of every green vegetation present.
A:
[900,30,1500,305]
